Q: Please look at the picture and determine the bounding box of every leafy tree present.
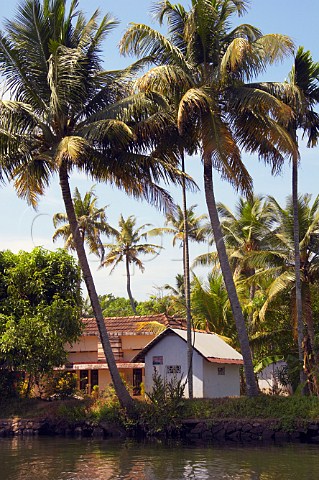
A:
[121,0,296,396]
[0,247,82,391]
[102,215,162,314]
[83,294,135,318]
[53,186,114,262]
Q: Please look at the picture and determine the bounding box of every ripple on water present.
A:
[1,437,319,480]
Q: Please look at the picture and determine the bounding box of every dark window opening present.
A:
[80,370,88,391]
[91,369,98,388]
[133,368,142,396]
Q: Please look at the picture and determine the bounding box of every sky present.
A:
[1,0,319,301]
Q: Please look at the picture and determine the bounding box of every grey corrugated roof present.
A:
[173,329,243,361]
[132,328,243,364]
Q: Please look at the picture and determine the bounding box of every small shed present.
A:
[257,360,292,395]
[133,328,243,398]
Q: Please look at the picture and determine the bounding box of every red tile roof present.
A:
[82,313,186,336]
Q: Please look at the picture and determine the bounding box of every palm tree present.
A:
[245,195,319,392]
[102,215,162,314]
[163,204,208,246]
[285,48,319,387]
[152,202,208,397]
[191,270,235,340]
[120,0,296,396]
[217,195,277,331]
[255,48,319,387]
[263,195,319,388]
[0,0,184,410]
[53,186,114,262]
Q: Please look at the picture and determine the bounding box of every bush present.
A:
[0,369,21,399]
[140,368,186,435]
[38,371,77,399]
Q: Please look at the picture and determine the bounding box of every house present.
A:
[63,314,185,395]
[133,328,244,398]
[257,360,292,395]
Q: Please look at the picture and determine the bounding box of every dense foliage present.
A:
[0,248,82,380]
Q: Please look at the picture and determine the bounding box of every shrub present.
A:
[38,371,77,399]
[0,369,20,399]
[140,368,186,435]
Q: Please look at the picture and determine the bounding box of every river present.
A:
[1,437,319,479]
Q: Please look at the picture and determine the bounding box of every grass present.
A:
[2,394,319,432]
[181,395,319,431]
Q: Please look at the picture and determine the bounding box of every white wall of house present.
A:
[203,361,240,397]
[144,332,241,398]
[144,333,205,398]
[258,361,292,395]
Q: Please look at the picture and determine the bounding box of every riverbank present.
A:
[2,416,319,443]
[2,395,319,442]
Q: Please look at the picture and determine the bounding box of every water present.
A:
[1,437,319,480]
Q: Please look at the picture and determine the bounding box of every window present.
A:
[166,365,181,374]
[152,356,163,365]
[218,367,225,376]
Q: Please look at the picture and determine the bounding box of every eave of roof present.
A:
[81,314,186,336]
[56,362,145,370]
[206,358,244,365]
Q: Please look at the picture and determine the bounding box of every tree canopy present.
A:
[0,247,82,376]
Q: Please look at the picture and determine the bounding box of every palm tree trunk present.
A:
[292,152,307,389]
[181,154,193,399]
[126,255,137,314]
[303,282,319,394]
[203,156,259,397]
[59,162,134,411]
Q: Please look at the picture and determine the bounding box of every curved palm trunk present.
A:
[203,157,259,397]
[126,255,137,314]
[181,154,193,399]
[292,152,307,389]
[59,163,134,411]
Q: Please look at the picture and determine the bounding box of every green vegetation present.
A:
[0,0,319,404]
[0,248,82,392]
[102,215,162,314]
[2,394,319,435]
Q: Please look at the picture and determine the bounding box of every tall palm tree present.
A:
[286,48,319,386]
[0,0,184,410]
[217,195,276,330]
[217,196,275,277]
[120,0,296,396]
[255,48,319,387]
[165,204,208,246]
[102,215,162,314]
[245,195,319,392]
[53,186,114,262]
[152,201,208,397]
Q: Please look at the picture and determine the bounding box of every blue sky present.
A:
[1,0,319,300]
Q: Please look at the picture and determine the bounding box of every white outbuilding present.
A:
[133,328,244,398]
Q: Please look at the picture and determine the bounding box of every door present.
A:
[133,368,143,396]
